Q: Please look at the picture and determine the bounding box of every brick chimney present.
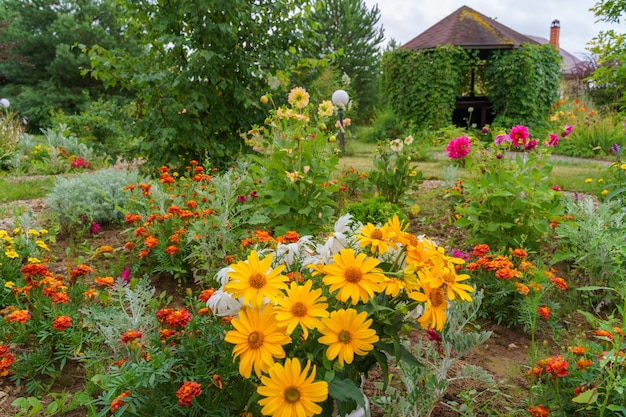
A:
[549,19,560,49]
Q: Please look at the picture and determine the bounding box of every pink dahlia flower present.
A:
[445,136,471,159]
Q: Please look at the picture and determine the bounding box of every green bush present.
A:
[0,110,26,171]
[45,168,144,234]
[362,107,403,143]
[344,196,408,225]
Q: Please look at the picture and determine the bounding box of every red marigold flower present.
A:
[69,264,95,279]
[134,227,149,237]
[550,277,568,290]
[7,309,31,323]
[165,245,179,255]
[545,355,569,377]
[165,308,192,328]
[176,381,202,406]
[110,390,131,412]
[282,231,300,243]
[159,328,177,339]
[538,306,551,320]
[471,244,490,258]
[124,241,135,250]
[51,315,72,331]
[0,351,16,377]
[528,404,549,417]
[198,289,215,303]
[124,213,143,224]
[156,308,174,323]
[51,292,70,304]
[144,236,159,249]
[120,330,143,344]
[138,249,150,259]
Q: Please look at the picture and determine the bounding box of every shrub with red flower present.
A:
[176,381,202,406]
[51,315,72,331]
[445,136,471,159]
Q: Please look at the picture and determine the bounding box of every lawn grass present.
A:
[0,177,55,203]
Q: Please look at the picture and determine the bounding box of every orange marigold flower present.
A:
[134,227,149,237]
[472,244,490,258]
[0,348,16,377]
[165,308,192,328]
[212,374,223,390]
[83,289,99,300]
[528,281,542,292]
[51,315,72,331]
[592,329,614,341]
[197,307,209,315]
[69,264,94,279]
[282,231,300,243]
[224,255,236,264]
[495,267,522,280]
[110,390,131,412]
[159,329,177,339]
[169,234,181,243]
[240,237,255,248]
[112,358,127,368]
[528,404,549,417]
[120,330,143,343]
[124,241,135,250]
[186,200,197,209]
[176,381,202,406]
[51,292,70,304]
[124,213,143,224]
[158,166,169,173]
[6,309,31,323]
[576,359,593,370]
[156,308,173,323]
[545,355,569,377]
[95,276,115,287]
[569,346,587,355]
[511,248,527,258]
[550,277,568,290]
[198,289,215,303]
[519,260,535,272]
[514,282,530,295]
[165,245,179,255]
[96,245,114,255]
[538,306,551,320]
[144,236,159,249]
[254,230,274,243]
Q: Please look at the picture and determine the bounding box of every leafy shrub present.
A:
[362,107,403,143]
[0,110,26,171]
[344,196,408,226]
[45,168,144,234]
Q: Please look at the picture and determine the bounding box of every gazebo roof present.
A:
[403,5,539,51]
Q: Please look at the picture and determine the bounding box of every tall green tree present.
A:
[589,0,626,109]
[86,0,315,171]
[310,0,385,121]
[0,0,135,130]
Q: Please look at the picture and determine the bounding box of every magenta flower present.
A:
[481,126,490,134]
[249,190,258,198]
[509,125,529,148]
[237,195,247,203]
[551,185,562,191]
[89,221,101,236]
[524,139,538,151]
[561,124,574,138]
[121,268,131,284]
[494,134,512,146]
[445,136,471,159]
[545,133,559,147]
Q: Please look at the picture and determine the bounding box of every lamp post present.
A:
[332,89,349,156]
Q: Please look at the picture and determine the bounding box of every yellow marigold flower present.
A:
[224,306,291,378]
[12,228,21,235]
[597,178,604,183]
[585,178,592,183]
[601,189,609,196]
[621,163,626,170]
[4,281,15,289]
[257,359,328,417]
[318,308,379,366]
[39,229,48,235]
[27,229,40,237]
[274,280,329,340]
[35,240,50,251]
[27,257,41,264]
[356,223,396,255]
[96,245,114,255]
[224,250,288,308]
[321,248,384,305]
[4,250,19,259]
[287,87,310,109]
[408,281,449,331]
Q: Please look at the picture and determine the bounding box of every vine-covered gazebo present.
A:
[380,5,562,129]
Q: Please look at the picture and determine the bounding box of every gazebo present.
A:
[402,5,544,127]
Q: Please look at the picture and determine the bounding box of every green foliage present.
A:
[0,0,137,131]
[380,46,467,129]
[85,0,316,171]
[0,109,25,170]
[368,136,423,204]
[244,88,341,235]
[372,290,494,416]
[485,44,562,128]
[344,196,408,226]
[451,130,564,251]
[0,177,54,203]
[309,0,385,121]
[361,107,403,143]
[45,168,144,234]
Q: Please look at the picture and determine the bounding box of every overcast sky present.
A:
[363,0,622,58]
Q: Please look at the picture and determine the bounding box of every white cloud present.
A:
[364,0,622,58]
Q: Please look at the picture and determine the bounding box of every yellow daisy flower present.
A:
[224,250,288,308]
[408,281,449,331]
[318,308,379,367]
[384,215,408,245]
[224,306,291,378]
[420,263,474,302]
[274,280,329,340]
[257,358,328,417]
[288,87,310,109]
[356,223,396,255]
[321,248,384,305]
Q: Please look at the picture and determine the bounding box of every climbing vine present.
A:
[485,44,562,128]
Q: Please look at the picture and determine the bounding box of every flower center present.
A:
[284,386,301,403]
[370,229,383,240]
[430,288,445,308]
[443,273,456,286]
[339,330,352,344]
[291,302,307,317]
[344,266,362,283]
[249,272,267,289]
[247,331,264,349]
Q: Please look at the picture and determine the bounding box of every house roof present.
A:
[403,5,539,51]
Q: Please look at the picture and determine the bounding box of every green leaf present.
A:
[572,387,599,404]
[328,377,365,407]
